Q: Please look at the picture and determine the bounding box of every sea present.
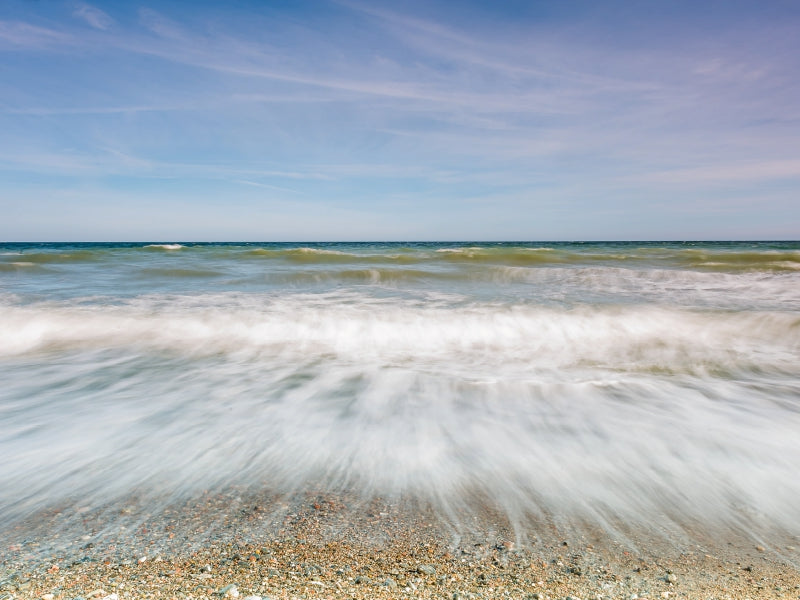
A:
[1,241,799,552]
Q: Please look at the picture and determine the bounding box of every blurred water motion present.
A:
[1,241,799,546]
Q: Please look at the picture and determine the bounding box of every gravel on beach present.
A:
[2,492,799,600]
[3,537,800,600]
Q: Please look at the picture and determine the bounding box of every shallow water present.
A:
[1,241,799,547]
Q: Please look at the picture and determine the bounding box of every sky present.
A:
[1,0,799,241]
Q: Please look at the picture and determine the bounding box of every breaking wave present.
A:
[1,240,799,554]
[0,292,798,546]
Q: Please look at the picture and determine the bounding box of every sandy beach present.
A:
[2,490,799,600]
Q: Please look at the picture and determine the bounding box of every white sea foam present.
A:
[0,291,798,544]
[0,293,796,371]
[488,266,800,309]
[144,243,183,250]
[1,242,799,550]
[293,247,351,255]
[435,247,486,254]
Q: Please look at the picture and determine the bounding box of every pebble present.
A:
[418,564,436,576]
[218,583,239,597]
[7,506,800,600]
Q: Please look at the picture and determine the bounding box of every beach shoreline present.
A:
[3,491,799,599]
[3,241,799,598]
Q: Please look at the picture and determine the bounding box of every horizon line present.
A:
[2,239,798,244]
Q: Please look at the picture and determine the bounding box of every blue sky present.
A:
[1,0,798,240]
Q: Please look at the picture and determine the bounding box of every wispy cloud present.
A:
[1,1,798,239]
[73,3,114,30]
[233,180,303,194]
[0,21,72,48]
[0,147,336,183]
[138,8,190,42]
[3,104,205,116]
[639,159,800,185]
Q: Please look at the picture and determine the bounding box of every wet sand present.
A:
[2,491,799,600]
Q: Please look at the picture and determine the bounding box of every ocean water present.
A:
[1,241,799,548]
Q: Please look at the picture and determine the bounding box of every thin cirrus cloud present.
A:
[0,0,798,240]
[0,20,73,48]
[73,3,114,30]
[637,160,800,186]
